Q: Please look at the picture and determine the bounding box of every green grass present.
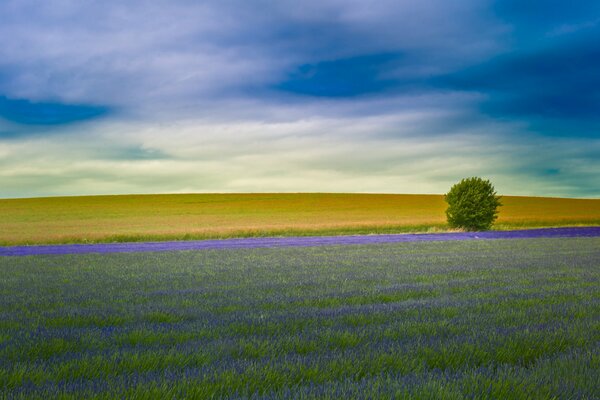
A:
[1,193,599,245]
[1,237,599,398]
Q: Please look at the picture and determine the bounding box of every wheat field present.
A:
[1,193,599,245]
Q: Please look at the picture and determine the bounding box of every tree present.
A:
[445,177,502,231]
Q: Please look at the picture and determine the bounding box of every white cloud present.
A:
[2,99,597,198]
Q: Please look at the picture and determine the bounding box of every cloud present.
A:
[493,0,600,39]
[0,0,504,113]
[0,0,598,198]
[1,110,598,198]
[435,32,600,119]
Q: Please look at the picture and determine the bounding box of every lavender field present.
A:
[1,237,599,399]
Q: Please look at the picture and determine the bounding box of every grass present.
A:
[1,193,599,245]
[1,237,599,398]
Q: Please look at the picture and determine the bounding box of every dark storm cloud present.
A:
[492,0,600,37]
[433,30,600,136]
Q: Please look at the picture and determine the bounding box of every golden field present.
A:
[0,193,599,245]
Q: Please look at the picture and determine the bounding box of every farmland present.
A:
[1,193,599,245]
[1,237,599,398]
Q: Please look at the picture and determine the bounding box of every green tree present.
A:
[445,177,502,231]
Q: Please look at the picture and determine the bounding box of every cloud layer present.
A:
[0,0,598,197]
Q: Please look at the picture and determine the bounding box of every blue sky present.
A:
[0,0,598,198]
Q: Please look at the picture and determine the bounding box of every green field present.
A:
[1,193,599,245]
[1,238,598,398]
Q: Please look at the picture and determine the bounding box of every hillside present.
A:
[1,193,599,245]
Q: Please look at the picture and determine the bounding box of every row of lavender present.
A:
[1,237,599,398]
[2,226,600,256]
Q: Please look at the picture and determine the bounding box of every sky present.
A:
[0,0,599,198]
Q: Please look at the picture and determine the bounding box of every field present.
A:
[1,193,600,245]
[1,237,599,399]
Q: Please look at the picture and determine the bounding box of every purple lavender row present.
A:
[1,226,599,257]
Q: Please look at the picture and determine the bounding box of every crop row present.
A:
[1,238,599,398]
